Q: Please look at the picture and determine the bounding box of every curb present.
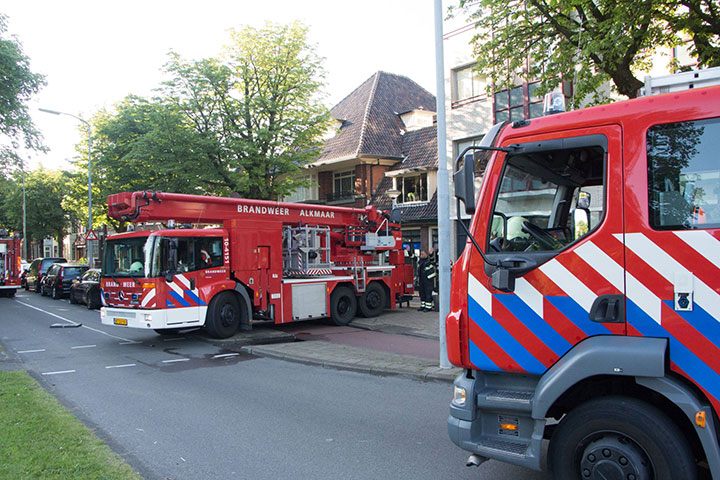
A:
[241,341,461,384]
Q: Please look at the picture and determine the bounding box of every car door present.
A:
[465,125,626,375]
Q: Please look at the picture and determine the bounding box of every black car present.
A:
[41,263,88,299]
[25,257,67,293]
[69,268,102,309]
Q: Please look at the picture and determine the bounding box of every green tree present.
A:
[0,14,46,172]
[454,0,719,105]
[162,21,330,199]
[2,168,69,255]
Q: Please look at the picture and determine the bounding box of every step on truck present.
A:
[447,67,720,479]
[0,233,21,297]
[100,191,414,338]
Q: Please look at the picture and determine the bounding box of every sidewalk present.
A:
[235,297,463,383]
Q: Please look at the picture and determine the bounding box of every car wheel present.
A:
[205,291,242,339]
[330,286,357,326]
[358,282,386,318]
[69,291,79,304]
[549,396,697,480]
[52,286,62,299]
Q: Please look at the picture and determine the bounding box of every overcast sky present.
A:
[3,0,442,171]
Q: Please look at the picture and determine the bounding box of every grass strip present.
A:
[0,371,142,479]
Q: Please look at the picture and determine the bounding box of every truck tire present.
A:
[330,286,357,326]
[358,282,386,318]
[549,396,697,480]
[205,291,241,339]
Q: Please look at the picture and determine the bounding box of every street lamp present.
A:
[39,108,93,266]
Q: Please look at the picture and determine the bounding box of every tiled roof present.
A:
[319,72,436,162]
[370,124,438,223]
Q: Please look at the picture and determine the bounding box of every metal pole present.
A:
[21,158,27,260]
[86,124,92,267]
[434,0,451,369]
[38,108,92,265]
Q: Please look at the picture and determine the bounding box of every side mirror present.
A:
[454,152,476,215]
[577,191,591,210]
[165,272,174,283]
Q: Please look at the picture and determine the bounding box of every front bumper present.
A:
[101,306,207,330]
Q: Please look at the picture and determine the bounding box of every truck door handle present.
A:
[190,278,196,290]
[589,294,625,323]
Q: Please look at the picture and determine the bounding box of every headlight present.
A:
[453,386,466,406]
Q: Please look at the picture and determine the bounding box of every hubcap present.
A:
[366,291,381,309]
[580,434,651,480]
[220,304,236,328]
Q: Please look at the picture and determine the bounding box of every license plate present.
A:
[114,318,128,326]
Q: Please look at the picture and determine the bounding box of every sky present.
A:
[3,0,441,171]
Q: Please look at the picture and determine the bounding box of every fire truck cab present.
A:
[0,233,22,297]
[447,72,720,479]
[100,192,414,338]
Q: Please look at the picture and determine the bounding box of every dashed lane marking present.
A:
[105,364,137,369]
[42,370,76,376]
[162,358,190,364]
[71,345,97,349]
[18,349,46,354]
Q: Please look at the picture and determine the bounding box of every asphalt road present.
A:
[0,291,550,480]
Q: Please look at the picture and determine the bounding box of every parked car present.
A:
[25,257,67,293]
[69,268,102,309]
[41,263,89,299]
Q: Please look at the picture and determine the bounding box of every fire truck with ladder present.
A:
[100,191,414,338]
[447,67,720,479]
[0,232,21,297]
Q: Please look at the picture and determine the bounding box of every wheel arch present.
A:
[536,335,720,478]
[231,283,252,330]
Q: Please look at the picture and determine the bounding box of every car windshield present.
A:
[103,236,155,278]
[63,267,86,280]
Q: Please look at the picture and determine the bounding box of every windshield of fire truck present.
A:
[102,236,155,278]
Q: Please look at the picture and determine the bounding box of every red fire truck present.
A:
[447,69,720,479]
[0,233,22,297]
[100,191,414,338]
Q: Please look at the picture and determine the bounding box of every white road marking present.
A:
[105,364,137,369]
[18,349,46,354]
[213,353,240,359]
[42,370,76,376]
[71,344,96,349]
[119,341,141,345]
[16,300,135,342]
[162,358,190,364]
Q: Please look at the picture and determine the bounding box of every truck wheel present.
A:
[205,292,241,339]
[330,286,357,326]
[549,396,696,480]
[358,282,386,318]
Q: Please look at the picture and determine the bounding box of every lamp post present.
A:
[39,108,93,265]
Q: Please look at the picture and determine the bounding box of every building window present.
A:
[333,170,355,198]
[395,174,428,204]
[493,81,544,123]
[452,64,486,105]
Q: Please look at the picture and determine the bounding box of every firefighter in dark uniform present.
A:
[417,250,436,312]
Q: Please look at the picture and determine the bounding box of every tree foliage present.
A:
[2,168,69,252]
[0,14,46,173]
[80,20,329,216]
[454,0,720,105]
[160,21,330,199]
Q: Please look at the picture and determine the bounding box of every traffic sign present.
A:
[86,229,98,241]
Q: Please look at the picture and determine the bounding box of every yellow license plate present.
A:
[114,318,128,326]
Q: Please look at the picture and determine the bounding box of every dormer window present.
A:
[394,173,428,204]
[322,118,344,141]
[399,109,435,132]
